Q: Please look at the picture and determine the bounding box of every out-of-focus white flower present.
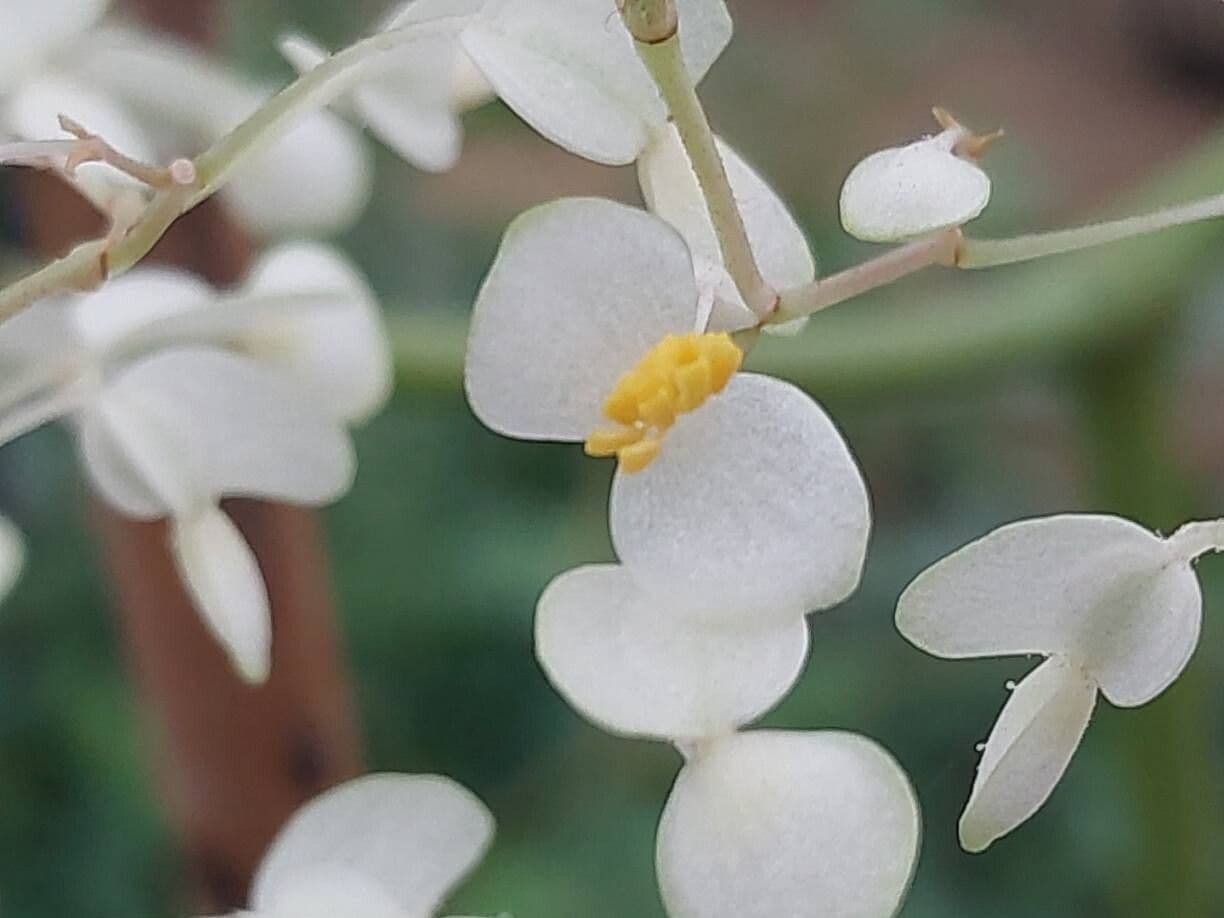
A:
[840,109,995,243]
[281,0,493,173]
[201,773,495,918]
[896,514,1222,852]
[66,26,372,237]
[460,0,732,166]
[0,244,391,681]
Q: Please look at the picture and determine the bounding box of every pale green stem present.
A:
[771,230,960,324]
[632,29,776,317]
[959,191,1224,268]
[0,16,468,325]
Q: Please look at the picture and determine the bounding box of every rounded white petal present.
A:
[840,133,991,243]
[959,657,1096,853]
[639,126,815,297]
[465,197,698,441]
[171,506,271,683]
[1084,557,1201,708]
[384,0,494,111]
[536,564,808,742]
[0,516,26,605]
[895,514,1191,700]
[610,373,871,624]
[79,348,355,517]
[0,0,108,87]
[461,0,659,164]
[252,773,494,917]
[657,730,920,918]
[71,268,215,353]
[221,109,373,237]
[237,243,393,424]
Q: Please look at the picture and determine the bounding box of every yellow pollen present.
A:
[583,332,742,473]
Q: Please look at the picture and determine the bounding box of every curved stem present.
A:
[633,31,775,316]
[1169,520,1224,561]
[959,191,1224,268]
[0,16,469,324]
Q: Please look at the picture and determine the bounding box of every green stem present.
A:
[1076,328,1217,918]
[632,30,775,316]
[960,191,1224,268]
[0,16,468,324]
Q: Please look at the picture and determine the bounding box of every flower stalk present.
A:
[631,20,776,318]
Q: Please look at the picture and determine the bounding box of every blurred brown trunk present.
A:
[13,1,364,912]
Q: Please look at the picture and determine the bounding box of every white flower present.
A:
[657,731,920,918]
[840,109,995,243]
[0,244,391,681]
[460,0,732,165]
[281,0,494,173]
[213,773,494,918]
[895,513,1220,852]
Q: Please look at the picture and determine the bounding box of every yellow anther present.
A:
[617,437,662,473]
[584,426,645,457]
[582,331,743,474]
[639,389,676,428]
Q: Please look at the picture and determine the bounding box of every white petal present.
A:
[234,243,392,424]
[71,267,215,353]
[461,2,655,165]
[383,0,495,111]
[465,198,698,441]
[80,348,355,517]
[610,374,871,624]
[959,657,1096,853]
[257,868,404,918]
[221,109,373,237]
[252,773,494,917]
[461,0,728,165]
[895,515,1176,673]
[840,132,991,243]
[277,32,329,75]
[0,0,108,87]
[1086,557,1201,708]
[657,730,920,918]
[639,126,815,297]
[171,506,271,683]
[0,516,26,604]
[536,565,808,742]
[353,82,463,173]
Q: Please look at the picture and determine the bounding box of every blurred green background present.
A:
[2,0,1224,915]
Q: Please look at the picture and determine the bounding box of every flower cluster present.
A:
[0,243,391,680]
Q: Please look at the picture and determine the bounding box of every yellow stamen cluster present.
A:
[584,332,743,473]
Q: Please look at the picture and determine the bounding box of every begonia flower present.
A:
[896,514,1221,851]
[0,244,391,680]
